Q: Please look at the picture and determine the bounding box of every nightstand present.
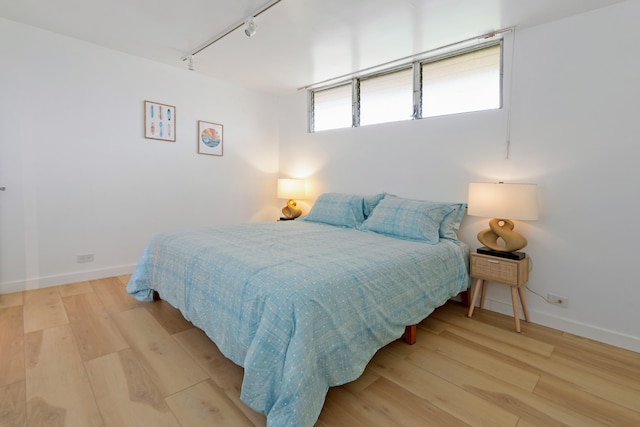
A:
[467,252,530,332]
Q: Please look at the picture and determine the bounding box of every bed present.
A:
[127,193,470,426]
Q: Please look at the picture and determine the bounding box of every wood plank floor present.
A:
[1,275,639,426]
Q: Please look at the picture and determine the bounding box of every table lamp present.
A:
[277,178,306,219]
[467,182,538,258]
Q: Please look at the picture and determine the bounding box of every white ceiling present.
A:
[0,0,626,95]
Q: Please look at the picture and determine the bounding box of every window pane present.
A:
[360,68,413,126]
[313,84,352,131]
[422,44,501,118]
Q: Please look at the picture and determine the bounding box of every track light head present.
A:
[187,55,195,71]
[244,17,256,37]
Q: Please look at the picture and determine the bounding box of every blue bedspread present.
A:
[127,221,469,426]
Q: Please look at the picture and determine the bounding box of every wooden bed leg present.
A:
[460,288,471,307]
[152,291,161,301]
[403,324,417,345]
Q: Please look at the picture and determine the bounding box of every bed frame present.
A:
[155,288,471,346]
[403,288,470,344]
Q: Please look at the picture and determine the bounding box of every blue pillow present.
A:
[301,193,365,228]
[363,193,387,218]
[440,203,467,240]
[359,197,454,243]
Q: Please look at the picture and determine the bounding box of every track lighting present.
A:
[187,55,194,71]
[244,17,257,37]
[180,0,282,63]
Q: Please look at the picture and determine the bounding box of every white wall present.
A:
[277,1,640,351]
[0,18,280,292]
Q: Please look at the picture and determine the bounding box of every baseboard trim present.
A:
[482,299,640,353]
[0,264,137,294]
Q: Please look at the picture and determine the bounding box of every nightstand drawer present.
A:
[470,253,528,287]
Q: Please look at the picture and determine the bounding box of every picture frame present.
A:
[144,101,176,142]
[197,120,223,156]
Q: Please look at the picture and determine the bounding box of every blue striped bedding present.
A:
[127,221,470,426]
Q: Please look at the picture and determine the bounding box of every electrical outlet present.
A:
[77,254,94,263]
[547,293,569,308]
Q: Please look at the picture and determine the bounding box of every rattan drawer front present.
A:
[471,254,521,286]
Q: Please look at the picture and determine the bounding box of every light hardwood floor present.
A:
[1,275,639,426]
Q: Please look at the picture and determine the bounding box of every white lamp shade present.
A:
[277,178,306,200]
[468,182,538,220]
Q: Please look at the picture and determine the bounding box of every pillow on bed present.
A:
[363,193,387,218]
[359,196,454,243]
[301,193,365,228]
[440,203,467,240]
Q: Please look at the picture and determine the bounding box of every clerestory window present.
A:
[309,42,502,132]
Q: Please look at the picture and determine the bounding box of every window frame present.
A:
[358,65,415,127]
[308,40,503,133]
[308,81,355,132]
[420,42,504,119]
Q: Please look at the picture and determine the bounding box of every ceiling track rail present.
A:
[180,0,283,61]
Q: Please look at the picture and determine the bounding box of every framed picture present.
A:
[144,101,176,142]
[198,121,223,156]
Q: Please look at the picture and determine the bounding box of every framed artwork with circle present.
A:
[197,120,223,156]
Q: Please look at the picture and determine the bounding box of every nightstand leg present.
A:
[518,287,530,322]
[480,281,488,309]
[467,278,483,317]
[511,287,521,332]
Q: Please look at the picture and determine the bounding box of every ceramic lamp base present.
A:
[281,199,302,219]
[477,218,528,252]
